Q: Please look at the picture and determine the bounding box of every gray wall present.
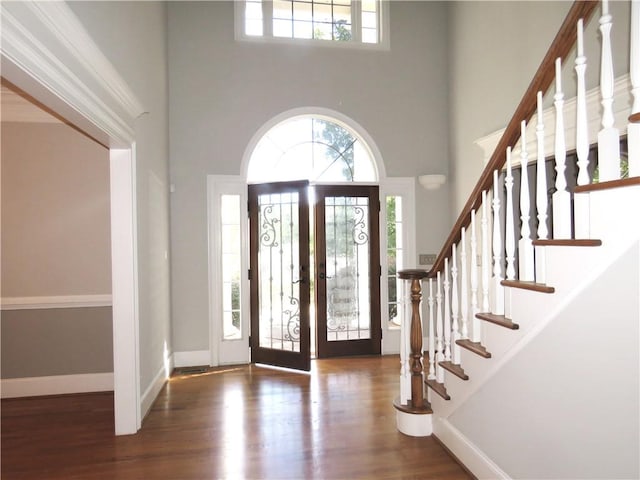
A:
[167,1,452,354]
[448,0,631,216]
[68,1,172,392]
[1,121,112,378]
[449,244,640,479]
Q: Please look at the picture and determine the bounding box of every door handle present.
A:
[318,273,333,280]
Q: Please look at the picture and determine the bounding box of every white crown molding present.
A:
[1,372,114,399]
[0,1,142,146]
[475,74,632,168]
[1,294,112,311]
[25,1,145,120]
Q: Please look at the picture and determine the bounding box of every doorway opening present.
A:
[246,115,380,370]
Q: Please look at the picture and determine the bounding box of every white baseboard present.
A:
[173,350,210,368]
[1,372,113,398]
[140,361,171,419]
[433,416,510,480]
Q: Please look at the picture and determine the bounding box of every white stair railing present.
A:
[411,2,639,412]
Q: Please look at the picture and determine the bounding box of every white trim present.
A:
[140,362,170,419]
[1,1,142,436]
[207,176,251,368]
[1,372,114,399]
[240,107,387,181]
[433,416,511,480]
[173,350,211,368]
[1,294,112,311]
[396,410,433,437]
[380,177,416,355]
[110,148,141,435]
[475,74,632,167]
[25,1,145,121]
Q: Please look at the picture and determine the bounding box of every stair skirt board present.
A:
[0,372,114,398]
[431,238,640,422]
[433,416,510,480]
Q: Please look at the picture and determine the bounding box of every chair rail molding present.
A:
[1,295,113,311]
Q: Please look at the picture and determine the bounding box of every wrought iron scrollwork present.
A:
[260,205,280,247]
[283,296,300,342]
[352,206,368,245]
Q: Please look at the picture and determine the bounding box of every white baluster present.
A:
[400,280,410,404]
[481,191,491,311]
[492,170,505,315]
[598,0,621,181]
[629,0,640,177]
[443,258,451,363]
[470,210,481,343]
[427,278,436,380]
[505,148,516,279]
[435,271,444,384]
[451,245,461,365]
[576,19,590,186]
[460,227,469,340]
[575,18,592,239]
[519,121,535,280]
[553,58,572,239]
[535,92,548,283]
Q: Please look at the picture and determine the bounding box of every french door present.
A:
[249,182,380,371]
[249,181,311,371]
[314,185,381,358]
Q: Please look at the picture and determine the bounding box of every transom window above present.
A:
[238,0,388,48]
[247,116,377,183]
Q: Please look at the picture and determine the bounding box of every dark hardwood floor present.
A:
[1,355,472,479]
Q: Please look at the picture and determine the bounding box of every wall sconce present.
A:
[418,174,446,190]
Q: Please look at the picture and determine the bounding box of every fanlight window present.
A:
[247,117,377,183]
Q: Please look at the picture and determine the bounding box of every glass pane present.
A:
[324,196,371,341]
[362,0,376,13]
[294,20,313,39]
[314,3,332,23]
[257,192,301,353]
[293,1,312,21]
[314,22,332,40]
[273,0,293,19]
[362,27,377,44]
[333,5,351,23]
[222,195,242,340]
[245,19,263,36]
[273,19,293,37]
[361,11,377,29]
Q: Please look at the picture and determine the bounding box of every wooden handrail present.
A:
[428,0,599,278]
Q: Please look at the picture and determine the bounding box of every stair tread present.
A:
[501,280,555,293]
[425,379,451,400]
[392,396,433,415]
[574,176,640,194]
[476,312,520,330]
[438,361,469,380]
[456,339,492,358]
[533,239,602,247]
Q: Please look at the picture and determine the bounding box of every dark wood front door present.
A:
[314,185,381,358]
[248,181,311,371]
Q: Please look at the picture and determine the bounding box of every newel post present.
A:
[393,269,432,436]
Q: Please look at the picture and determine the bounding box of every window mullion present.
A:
[351,0,362,43]
[263,0,274,37]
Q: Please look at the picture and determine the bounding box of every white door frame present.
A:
[1,1,145,434]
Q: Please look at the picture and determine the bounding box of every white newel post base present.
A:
[395,409,433,437]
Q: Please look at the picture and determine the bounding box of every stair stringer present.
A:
[434,239,639,479]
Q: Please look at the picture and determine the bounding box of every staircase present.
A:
[395,1,640,478]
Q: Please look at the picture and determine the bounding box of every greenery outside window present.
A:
[386,195,402,328]
[236,0,389,49]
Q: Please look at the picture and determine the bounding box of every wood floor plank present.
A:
[1,356,472,479]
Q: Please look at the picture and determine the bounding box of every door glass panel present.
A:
[257,191,301,352]
[324,195,371,341]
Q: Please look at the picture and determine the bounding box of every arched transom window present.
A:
[247,116,378,183]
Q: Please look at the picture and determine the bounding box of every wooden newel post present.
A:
[398,269,429,410]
